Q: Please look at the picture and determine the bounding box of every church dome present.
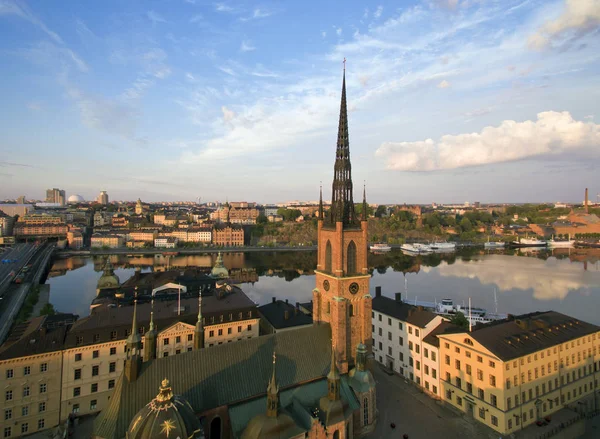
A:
[127,379,203,439]
[210,252,229,278]
[97,258,120,291]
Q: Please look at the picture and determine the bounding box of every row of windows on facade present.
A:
[374,336,437,361]
[5,363,48,379]
[72,380,116,397]
[4,403,47,420]
[4,383,48,401]
[73,313,254,344]
[3,419,46,438]
[72,362,118,380]
[373,314,416,335]
[445,369,599,409]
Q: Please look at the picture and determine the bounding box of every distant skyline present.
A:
[1,0,599,203]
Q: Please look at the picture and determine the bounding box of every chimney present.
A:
[375,286,382,297]
[284,310,290,320]
[285,299,288,304]
[395,292,402,303]
[272,297,276,303]
[585,188,589,213]
[418,305,424,311]
[296,302,300,309]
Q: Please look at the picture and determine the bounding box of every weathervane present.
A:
[343,57,346,71]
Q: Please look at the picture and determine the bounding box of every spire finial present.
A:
[197,290,203,322]
[318,182,324,220]
[131,287,138,337]
[268,350,278,394]
[149,294,155,331]
[343,57,346,71]
[362,180,368,221]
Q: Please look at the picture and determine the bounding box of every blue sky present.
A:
[1,0,599,203]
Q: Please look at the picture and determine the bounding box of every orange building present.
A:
[212,224,244,246]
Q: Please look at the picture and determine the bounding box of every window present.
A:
[456,396,462,406]
[409,357,413,367]
[478,389,484,400]
[399,352,404,362]
[409,341,413,351]
[325,241,332,272]
[4,427,11,438]
[23,386,30,397]
[424,348,429,358]
[93,350,99,359]
[76,336,83,345]
[455,347,460,353]
[416,345,420,354]
[73,387,81,397]
[38,419,45,430]
[22,406,29,416]
[363,397,369,426]
[432,369,437,379]
[21,423,28,434]
[490,394,497,407]
[163,352,169,357]
[188,334,193,341]
[388,347,393,356]
[409,326,413,334]
[74,368,82,380]
[108,379,115,389]
[247,324,252,331]
[446,389,452,400]
[507,418,512,430]
[75,353,82,362]
[110,347,116,355]
[379,342,383,350]
[92,365,99,376]
[388,318,392,326]
[445,355,450,365]
[466,364,472,375]
[479,407,485,419]
[466,383,473,394]
[93,334,100,342]
[432,351,436,361]
[465,351,471,358]
[176,336,181,344]
[90,400,97,410]
[455,360,461,370]
[378,314,382,322]
[347,241,357,274]
[490,375,496,387]
[425,365,430,375]
[163,338,170,346]
[507,397,512,410]
[506,378,511,390]
[491,415,498,427]
[478,370,484,381]
[455,377,462,388]
[416,361,421,371]
[433,385,437,394]
[91,383,98,393]
[388,332,392,341]
[399,336,403,346]
[109,362,116,373]
[477,356,483,363]
[446,372,451,382]
[6,390,13,401]
[379,328,383,337]
[39,383,47,394]
[5,369,13,379]
[209,330,214,337]
[398,322,403,330]
[38,402,45,413]
[24,366,31,375]
[40,363,47,373]
[72,404,80,414]
[415,329,420,337]
[4,409,11,421]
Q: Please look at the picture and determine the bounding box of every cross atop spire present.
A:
[328,64,357,227]
[362,181,368,222]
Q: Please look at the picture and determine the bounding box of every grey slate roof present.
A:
[93,323,333,439]
[0,326,67,360]
[258,300,313,330]
[422,321,456,348]
[372,294,438,328]
[443,311,600,361]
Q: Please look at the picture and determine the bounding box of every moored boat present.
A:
[429,241,456,252]
[400,243,432,255]
[510,236,547,247]
[370,243,391,252]
[547,235,575,248]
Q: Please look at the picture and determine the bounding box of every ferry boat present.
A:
[429,241,456,252]
[435,298,507,325]
[547,235,575,248]
[400,243,432,255]
[370,243,391,252]
[484,238,505,249]
[510,236,547,247]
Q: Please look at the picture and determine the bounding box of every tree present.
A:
[460,217,473,232]
[39,303,55,316]
[256,213,268,225]
[375,205,387,218]
[450,312,469,330]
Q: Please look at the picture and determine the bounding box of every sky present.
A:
[0,0,599,204]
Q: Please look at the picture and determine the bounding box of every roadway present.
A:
[0,243,39,298]
[0,244,54,344]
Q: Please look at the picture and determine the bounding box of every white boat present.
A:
[547,235,575,248]
[429,241,456,251]
[370,243,391,252]
[484,237,505,248]
[435,298,507,325]
[510,236,547,247]
[400,243,432,255]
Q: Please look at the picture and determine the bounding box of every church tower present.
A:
[313,65,372,374]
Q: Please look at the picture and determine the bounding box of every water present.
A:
[46,249,600,324]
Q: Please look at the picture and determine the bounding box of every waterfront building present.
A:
[439,311,600,436]
[258,298,313,334]
[0,211,15,236]
[66,230,84,249]
[91,68,377,439]
[13,223,68,239]
[371,288,447,397]
[128,230,158,243]
[90,234,124,248]
[97,191,109,205]
[154,236,177,248]
[186,227,212,243]
[212,224,245,246]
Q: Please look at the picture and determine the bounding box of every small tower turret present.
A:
[327,346,341,401]
[361,183,368,222]
[194,291,205,350]
[125,287,142,381]
[143,296,157,362]
[266,351,279,418]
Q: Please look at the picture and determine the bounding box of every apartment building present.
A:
[66,231,84,249]
[13,223,68,239]
[371,288,447,396]
[212,224,244,246]
[187,227,212,243]
[128,230,158,242]
[438,311,600,436]
[90,234,124,248]
[154,237,177,248]
[18,215,64,225]
[0,212,15,236]
[0,318,68,439]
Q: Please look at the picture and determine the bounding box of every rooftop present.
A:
[441,311,600,361]
[372,289,438,328]
[258,299,313,330]
[422,321,457,348]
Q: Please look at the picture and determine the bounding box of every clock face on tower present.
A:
[323,280,330,291]
[349,282,359,295]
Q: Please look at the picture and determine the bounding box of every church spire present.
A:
[362,182,368,222]
[266,351,279,417]
[125,287,142,381]
[327,346,341,401]
[318,183,324,220]
[329,60,356,227]
[144,295,157,362]
[194,291,204,350]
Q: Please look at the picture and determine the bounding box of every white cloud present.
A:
[437,79,451,88]
[529,0,600,49]
[363,8,369,19]
[214,3,234,13]
[374,5,383,19]
[253,8,272,18]
[336,27,342,36]
[321,31,327,38]
[376,111,600,171]
[0,0,62,43]
[219,66,236,76]
[240,40,256,52]
[147,10,167,25]
[222,106,235,122]
[185,72,196,82]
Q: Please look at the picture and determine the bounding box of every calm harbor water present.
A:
[47,248,600,324]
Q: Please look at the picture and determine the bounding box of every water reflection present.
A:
[47,249,600,324]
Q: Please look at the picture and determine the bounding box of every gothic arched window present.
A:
[333,431,339,439]
[363,397,369,426]
[325,241,332,272]
[347,241,357,274]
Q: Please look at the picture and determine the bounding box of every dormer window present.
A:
[464,338,474,346]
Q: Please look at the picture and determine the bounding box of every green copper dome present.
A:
[97,258,120,291]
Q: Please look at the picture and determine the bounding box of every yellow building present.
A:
[91,234,124,248]
[439,311,600,436]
